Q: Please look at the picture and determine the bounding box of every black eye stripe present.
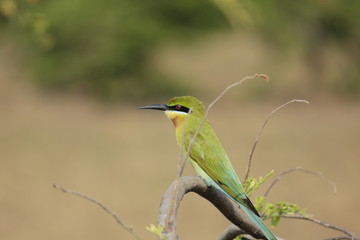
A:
[167,105,190,113]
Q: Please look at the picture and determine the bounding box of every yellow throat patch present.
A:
[165,110,187,128]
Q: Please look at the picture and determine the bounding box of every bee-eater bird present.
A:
[138,96,277,240]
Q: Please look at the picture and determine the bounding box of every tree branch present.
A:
[321,237,358,240]
[158,175,272,240]
[158,176,359,240]
[281,214,359,240]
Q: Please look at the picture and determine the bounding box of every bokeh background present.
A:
[1,0,359,239]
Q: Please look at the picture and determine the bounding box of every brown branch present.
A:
[158,175,272,240]
[158,176,359,240]
[282,214,359,240]
[244,99,309,181]
[52,184,142,240]
[322,237,357,240]
[264,167,337,197]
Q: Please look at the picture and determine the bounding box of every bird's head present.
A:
[138,96,205,128]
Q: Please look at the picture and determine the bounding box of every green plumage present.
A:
[141,96,277,240]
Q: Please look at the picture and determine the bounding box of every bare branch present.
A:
[244,99,310,181]
[53,184,142,240]
[158,176,359,240]
[282,214,359,240]
[207,73,269,112]
[158,176,270,240]
[264,167,337,197]
[322,237,357,240]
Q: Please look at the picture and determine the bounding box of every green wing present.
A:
[186,128,259,216]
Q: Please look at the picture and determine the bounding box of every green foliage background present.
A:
[0,0,228,100]
[1,0,360,100]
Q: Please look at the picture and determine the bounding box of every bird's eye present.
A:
[175,104,181,110]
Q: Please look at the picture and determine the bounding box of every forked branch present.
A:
[158,176,359,240]
[158,175,271,240]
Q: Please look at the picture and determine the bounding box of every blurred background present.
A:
[0,0,359,239]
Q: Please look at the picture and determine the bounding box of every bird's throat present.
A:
[165,111,187,128]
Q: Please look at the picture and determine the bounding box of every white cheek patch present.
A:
[165,110,188,120]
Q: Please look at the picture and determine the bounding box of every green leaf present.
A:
[263,201,309,227]
[146,224,166,240]
[255,196,265,213]
[244,170,274,196]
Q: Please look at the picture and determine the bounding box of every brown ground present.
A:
[1,33,359,240]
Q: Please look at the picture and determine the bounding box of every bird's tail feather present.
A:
[239,205,277,240]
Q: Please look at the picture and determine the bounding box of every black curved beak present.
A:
[137,104,169,111]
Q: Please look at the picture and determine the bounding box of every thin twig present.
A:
[184,73,268,181]
[282,214,359,240]
[322,236,357,240]
[264,166,337,197]
[244,99,310,181]
[53,184,142,240]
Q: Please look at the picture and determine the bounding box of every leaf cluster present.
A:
[243,170,274,196]
[256,196,309,227]
[243,170,309,228]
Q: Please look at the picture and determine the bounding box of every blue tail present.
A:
[239,205,277,240]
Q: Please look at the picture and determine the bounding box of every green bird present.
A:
[139,96,276,240]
